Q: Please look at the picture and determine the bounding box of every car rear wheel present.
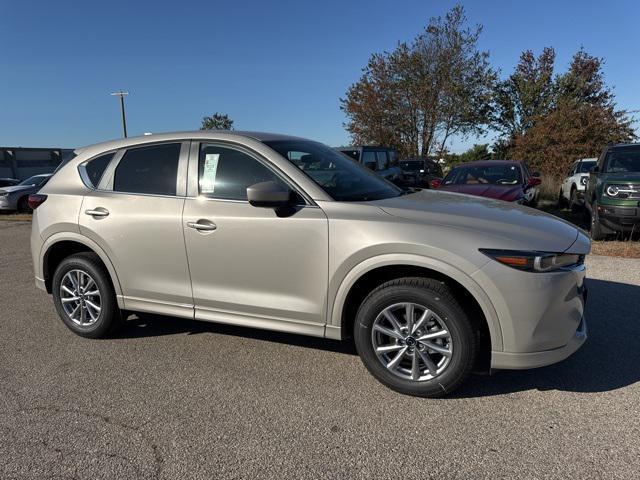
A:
[354,277,478,398]
[52,253,122,338]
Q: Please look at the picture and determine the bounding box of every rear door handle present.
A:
[85,208,109,217]
[186,220,217,231]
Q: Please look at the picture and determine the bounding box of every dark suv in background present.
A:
[585,143,640,240]
[338,146,403,185]
[398,158,443,189]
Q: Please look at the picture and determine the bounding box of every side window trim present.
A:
[98,141,189,196]
[186,140,313,206]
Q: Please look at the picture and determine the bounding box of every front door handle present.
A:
[187,220,217,231]
[85,207,109,217]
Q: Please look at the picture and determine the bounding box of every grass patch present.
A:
[0,213,32,222]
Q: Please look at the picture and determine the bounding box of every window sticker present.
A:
[201,153,219,193]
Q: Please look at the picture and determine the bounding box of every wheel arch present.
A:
[41,233,124,306]
[329,254,503,367]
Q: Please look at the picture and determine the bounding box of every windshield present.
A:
[264,140,403,201]
[18,175,47,186]
[604,147,640,173]
[578,161,596,173]
[443,164,522,186]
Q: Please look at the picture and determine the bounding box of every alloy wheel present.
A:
[371,302,453,381]
[59,269,102,326]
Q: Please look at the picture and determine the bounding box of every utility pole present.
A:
[110,90,129,138]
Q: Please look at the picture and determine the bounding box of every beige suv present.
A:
[31,131,589,397]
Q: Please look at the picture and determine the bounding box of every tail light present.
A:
[28,194,47,210]
[430,179,441,189]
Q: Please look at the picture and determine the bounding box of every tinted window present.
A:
[199,144,284,200]
[84,153,114,188]
[604,147,640,173]
[577,161,596,173]
[113,144,180,196]
[376,151,389,170]
[264,140,402,202]
[340,149,359,161]
[362,151,377,170]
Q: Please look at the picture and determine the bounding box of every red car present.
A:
[435,160,541,206]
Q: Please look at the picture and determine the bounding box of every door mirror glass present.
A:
[247,181,292,208]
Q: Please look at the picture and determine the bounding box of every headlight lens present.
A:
[0,192,8,197]
[605,184,638,198]
[580,176,587,186]
[480,249,584,272]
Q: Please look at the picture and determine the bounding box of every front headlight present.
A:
[0,192,8,197]
[580,176,588,186]
[480,249,584,272]
[605,184,639,198]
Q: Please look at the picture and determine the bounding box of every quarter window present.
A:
[198,144,285,201]
[113,143,181,196]
[84,153,114,188]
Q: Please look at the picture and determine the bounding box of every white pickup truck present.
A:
[559,158,596,212]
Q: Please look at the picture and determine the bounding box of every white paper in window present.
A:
[201,153,219,193]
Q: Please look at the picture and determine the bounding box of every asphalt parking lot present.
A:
[1,220,639,479]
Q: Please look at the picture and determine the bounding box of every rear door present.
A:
[79,141,193,318]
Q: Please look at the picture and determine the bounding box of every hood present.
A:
[371,190,585,253]
[439,183,523,201]
[601,172,640,183]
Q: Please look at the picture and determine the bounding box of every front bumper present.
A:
[491,316,587,369]
[598,204,640,232]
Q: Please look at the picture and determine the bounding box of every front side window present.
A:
[113,143,180,196]
[198,144,285,201]
[264,140,402,202]
[83,152,115,188]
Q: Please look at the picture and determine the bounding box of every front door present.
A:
[182,143,329,336]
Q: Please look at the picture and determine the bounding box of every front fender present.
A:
[327,253,504,352]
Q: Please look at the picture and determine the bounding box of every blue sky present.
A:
[1,0,639,152]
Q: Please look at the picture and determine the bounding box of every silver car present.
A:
[30,131,589,397]
[0,174,52,212]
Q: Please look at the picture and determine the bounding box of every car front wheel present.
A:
[590,201,607,241]
[354,277,478,397]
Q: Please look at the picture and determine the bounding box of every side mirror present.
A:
[247,181,292,208]
[527,177,542,187]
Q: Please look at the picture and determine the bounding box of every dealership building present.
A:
[0,147,75,181]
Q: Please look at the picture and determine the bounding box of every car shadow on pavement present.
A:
[114,277,639,396]
[118,312,357,355]
[454,278,640,397]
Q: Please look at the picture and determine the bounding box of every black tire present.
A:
[354,277,478,398]
[17,196,31,213]
[590,201,607,241]
[569,187,581,214]
[52,252,122,338]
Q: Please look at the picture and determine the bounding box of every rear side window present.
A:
[113,143,181,196]
[376,151,389,170]
[198,144,285,201]
[84,153,114,188]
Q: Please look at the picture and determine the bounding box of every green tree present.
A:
[200,113,234,130]
[491,47,556,139]
[341,5,496,158]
